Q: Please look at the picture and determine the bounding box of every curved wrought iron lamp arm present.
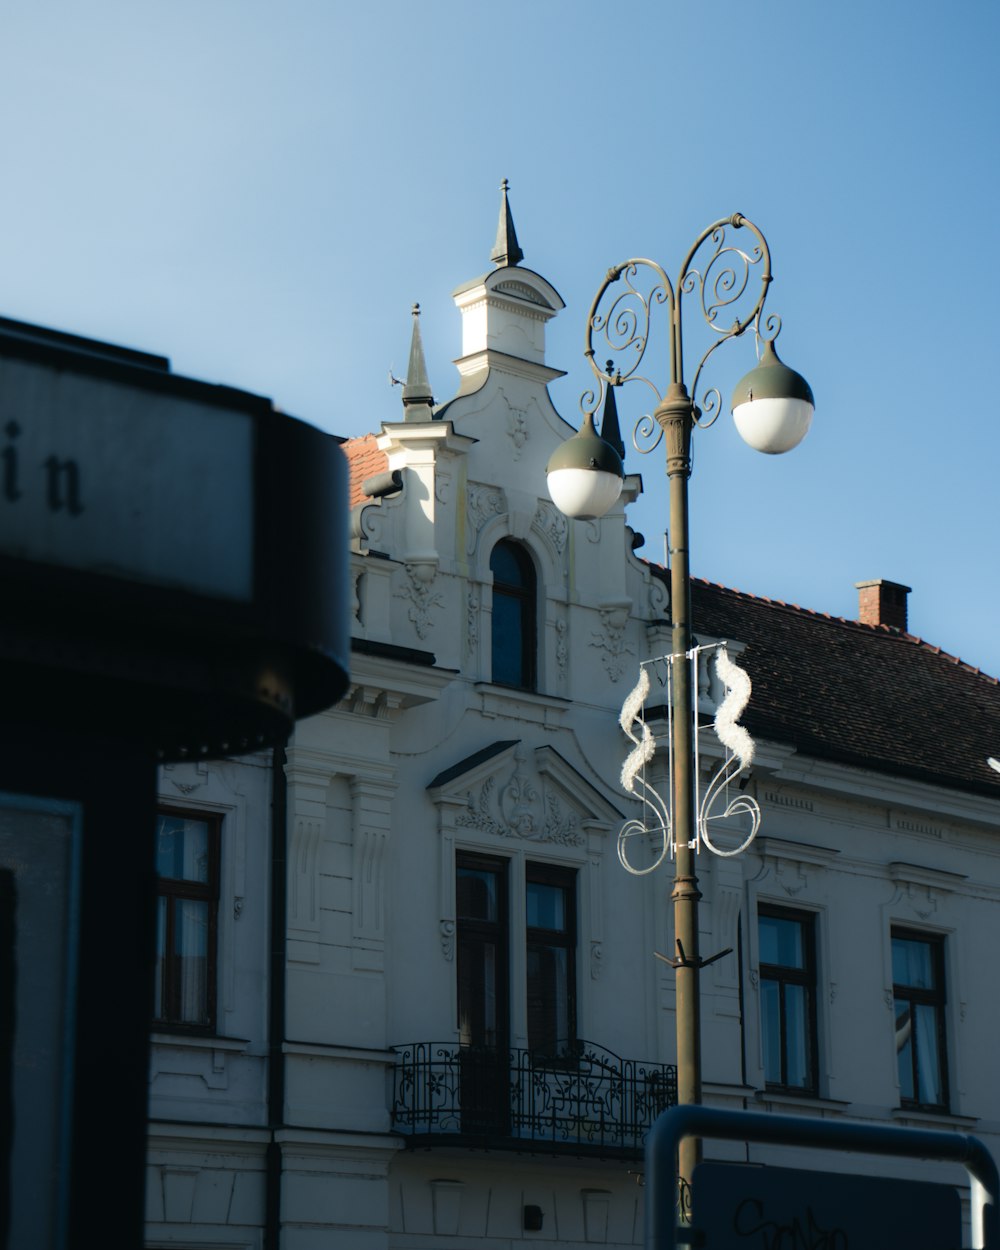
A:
[581,214,777,450]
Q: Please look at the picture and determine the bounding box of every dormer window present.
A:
[490,540,536,690]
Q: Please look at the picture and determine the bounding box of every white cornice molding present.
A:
[754,835,841,869]
[756,740,1000,829]
[453,348,566,386]
[376,421,477,456]
[888,860,968,889]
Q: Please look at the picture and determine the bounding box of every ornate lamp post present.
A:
[547,214,813,1206]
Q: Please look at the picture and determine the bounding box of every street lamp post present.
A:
[547,214,813,1209]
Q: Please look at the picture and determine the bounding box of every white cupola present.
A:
[450,179,565,381]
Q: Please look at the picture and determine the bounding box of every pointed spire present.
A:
[490,178,524,268]
[402,303,435,422]
[599,361,626,463]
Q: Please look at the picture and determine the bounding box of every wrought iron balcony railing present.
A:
[391,1039,677,1158]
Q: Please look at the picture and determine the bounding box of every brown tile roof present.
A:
[678,574,1000,800]
[344,434,388,508]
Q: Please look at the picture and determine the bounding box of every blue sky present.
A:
[2,1,999,680]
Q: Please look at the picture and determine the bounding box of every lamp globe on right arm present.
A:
[731,337,814,454]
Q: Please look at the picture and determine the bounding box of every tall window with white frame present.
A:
[892,928,948,1111]
[526,862,576,1058]
[489,539,536,691]
[154,809,220,1031]
[758,905,818,1094]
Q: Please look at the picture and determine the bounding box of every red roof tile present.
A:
[344,434,388,508]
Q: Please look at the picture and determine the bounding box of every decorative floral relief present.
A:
[454,755,583,846]
[544,792,582,846]
[466,585,480,659]
[555,617,568,678]
[589,607,634,682]
[590,941,603,981]
[507,403,529,460]
[466,483,506,556]
[395,562,443,639]
[501,746,539,836]
[440,920,456,961]
[435,471,451,505]
[532,500,568,555]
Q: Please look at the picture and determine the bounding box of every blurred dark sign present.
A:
[0,354,254,600]
[0,320,349,756]
[693,1162,961,1250]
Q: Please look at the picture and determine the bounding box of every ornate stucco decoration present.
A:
[531,499,568,556]
[449,744,585,846]
[466,584,480,659]
[503,396,529,460]
[887,861,966,922]
[466,482,506,556]
[555,616,568,680]
[590,604,634,682]
[395,561,443,639]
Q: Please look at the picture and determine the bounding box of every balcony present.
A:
[391,1039,677,1159]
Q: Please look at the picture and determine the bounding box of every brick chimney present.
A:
[856,579,911,631]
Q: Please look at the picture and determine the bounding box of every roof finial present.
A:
[490,177,524,268]
[402,302,435,422]
[599,360,626,463]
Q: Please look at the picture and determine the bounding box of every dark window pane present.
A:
[525,864,575,1056]
[175,899,210,1025]
[457,935,498,1047]
[490,540,535,691]
[760,979,781,1085]
[892,936,934,989]
[457,867,498,922]
[914,1004,942,1105]
[784,984,811,1089]
[895,1004,914,1100]
[156,814,211,883]
[491,594,526,688]
[526,881,566,931]
[490,542,526,586]
[527,945,569,1054]
[759,914,804,969]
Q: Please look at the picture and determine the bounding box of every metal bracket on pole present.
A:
[654,940,732,971]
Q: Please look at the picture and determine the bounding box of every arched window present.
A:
[489,540,536,690]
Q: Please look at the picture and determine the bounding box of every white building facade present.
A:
[145,190,1000,1249]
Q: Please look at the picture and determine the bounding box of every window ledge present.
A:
[151,1032,252,1053]
[753,1089,851,1114]
[474,683,571,719]
[891,1106,978,1129]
